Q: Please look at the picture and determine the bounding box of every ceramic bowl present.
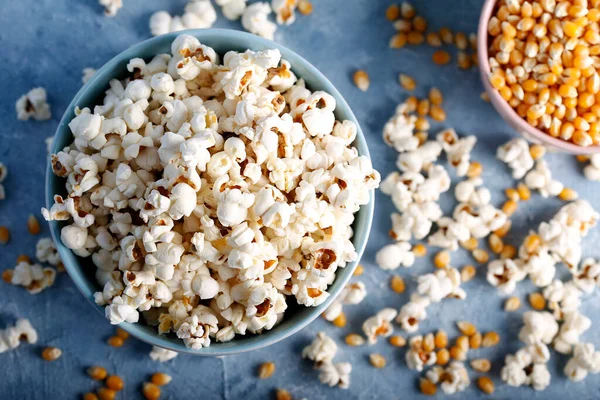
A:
[477,0,600,154]
[46,29,375,356]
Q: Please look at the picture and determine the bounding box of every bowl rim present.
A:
[476,0,600,155]
[46,28,375,356]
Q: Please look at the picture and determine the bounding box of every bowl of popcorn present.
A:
[478,0,600,154]
[44,29,379,355]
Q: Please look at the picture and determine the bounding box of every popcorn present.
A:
[82,68,96,84]
[486,259,526,294]
[16,87,51,121]
[524,160,564,198]
[36,238,62,268]
[149,346,178,362]
[396,294,429,333]
[362,308,397,344]
[382,103,419,153]
[0,319,37,354]
[406,335,437,371]
[272,0,298,25]
[417,267,465,302]
[323,282,367,321]
[149,1,217,37]
[564,343,600,382]
[501,346,551,390]
[553,311,591,354]
[583,154,600,181]
[7,261,56,294]
[45,34,378,349]
[437,129,476,177]
[518,311,559,346]
[216,0,247,20]
[375,242,415,270]
[497,138,535,179]
[426,362,470,394]
[302,332,338,364]
[316,362,352,389]
[99,0,122,16]
[242,2,277,40]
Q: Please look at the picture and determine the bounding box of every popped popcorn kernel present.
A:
[16,87,51,121]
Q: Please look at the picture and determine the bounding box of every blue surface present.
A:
[1,0,600,399]
[47,28,374,356]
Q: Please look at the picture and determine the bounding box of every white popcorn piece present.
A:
[375,242,415,270]
[396,294,429,333]
[524,160,564,198]
[382,103,419,153]
[426,362,470,394]
[149,1,217,38]
[501,346,551,391]
[553,311,592,354]
[0,319,38,354]
[216,0,247,20]
[16,87,51,121]
[486,259,527,294]
[317,361,352,389]
[497,138,535,179]
[437,129,476,177]
[362,308,397,344]
[518,311,559,346]
[99,0,122,16]
[36,238,62,268]
[241,2,277,40]
[406,335,437,371]
[417,267,464,303]
[8,261,56,294]
[583,154,600,181]
[302,332,338,364]
[82,68,96,84]
[272,0,297,25]
[149,346,178,362]
[564,343,600,382]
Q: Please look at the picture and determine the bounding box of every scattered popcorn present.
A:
[583,154,600,181]
[524,160,564,198]
[375,242,415,270]
[323,282,367,321]
[417,267,465,302]
[16,87,51,121]
[149,346,178,362]
[426,362,470,394]
[518,311,559,346]
[362,308,397,344]
[553,311,591,355]
[44,34,378,349]
[99,0,122,17]
[4,261,56,294]
[486,259,526,294]
[272,0,298,25]
[216,0,247,20]
[0,319,37,353]
[396,294,429,333]
[303,332,351,389]
[82,68,97,84]
[242,2,277,40]
[564,343,600,382]
[36,238,62,268]
[437,129,476,177]
[501,346,551,391]
[149,1,217,36]
[496,138,534,180]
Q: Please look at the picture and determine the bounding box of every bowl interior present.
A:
[46,29,375,356]
[477,0,600,155]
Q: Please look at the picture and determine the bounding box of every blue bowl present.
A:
[46,29,375,356]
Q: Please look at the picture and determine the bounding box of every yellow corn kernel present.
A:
[488,233,504,254]
[470,332,482,349]
[559,187,579,201]
[385,4,400,20]
[460,237,478,251]
[426,32,442,47]
[106,376,124,391]
[434,329,448,348]
[429,105,446,121]
[432,50,451,65]
[434,250,450,268]
[457,321,477,336]
[399,74,416,91]
[502,199,518,216]
[501,244,517,259]
[471,358,492,373]
[400,2,415,18]
[413,15,427,32]
[297,0,313,15]
[477,376,495,394]
[151,373,172,386]
[420,378,437,395]
[417,99,430,116]
[390,275,406,294]
[389,335,407,347]
[482,331,500,347]
[258,362,276,379]
[529,292,546,310]
[346,333,366,346]
[390,33,407,49]
[504,296,521,312]
[472,249,489,264]
[429,87,443,105]
[407,31,425,45]
[461,265,477,282]
[353,70,370,92]
[436,348,450,366]
[332,312,347,328]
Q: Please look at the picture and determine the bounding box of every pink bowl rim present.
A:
[476,0,600,155]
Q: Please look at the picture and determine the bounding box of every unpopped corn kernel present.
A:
[333,312,347,328]
[419,378,437,395]
[413,243,428,257]
[494,220,511,238]
[466,161,483,178]
[488,233,504,254]
[434,250,451,268]
[436,348,450,365]
[87,366,108,381]
[472,249,489,264]
[345,333,365,346]
[389,335,407,347]
[471,358,491,372]
[105,376,124,391]
[528,292,546,310]
[434,330,448,348]
[529,144,546,160]
[505,188,520,202]
[0,226,10,244]
[390,33,407,49]
[354,265,364,276]
[477,376,495,394]
[429,87,443,105]
[456,321,476,336]
[481,331,500,347]
[502,199,518,216]
[399,74,417,91]
[390,275,406,293]
[97,388,116,400]
[369,353,387,368]
[469,332,482,349]
[275,388,293,400]
[460,238,478,251]
[297,0,313,15]
[504,296,521,312]
[517,183,531,200]
[115,328,129,340]
[41,347,62,361]
[386,4,399,20]
[353,70,370,92]
[142,383,161,400]
[258,361,276,379]
[461,265,476,283]
[450,345,466,361]
[559,187,579,201]
[500,244,517,259]
[432,50,451,65]
[27,215,41,235]
[83,393,99,400]
[456,335,470,352]
[2,270,13,283]
[107,336,124,348]
[16,254,31,264]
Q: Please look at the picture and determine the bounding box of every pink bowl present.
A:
[477,0,600,155]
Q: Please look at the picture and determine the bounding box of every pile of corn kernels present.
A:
[488,0,600,147]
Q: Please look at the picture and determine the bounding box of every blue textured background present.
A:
[1,0,600,399]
